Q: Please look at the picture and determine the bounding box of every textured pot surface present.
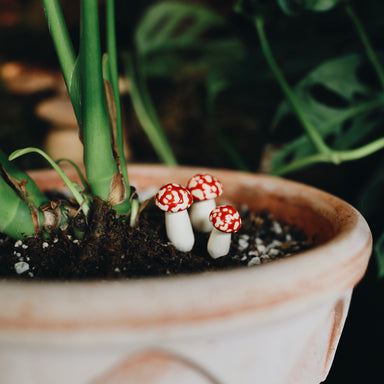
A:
[0,165,372,384]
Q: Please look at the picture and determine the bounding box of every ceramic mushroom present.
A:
[187,173,223,232]
[155,183,195,252]
[208,205,241,259]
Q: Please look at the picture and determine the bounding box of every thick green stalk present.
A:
[255,16,332,157]
[0,149,48,208]
[345,4,384,92]
[41,0,76,91]
[80,0,119,202]
[0,176,42,239]
[106,0,130,197]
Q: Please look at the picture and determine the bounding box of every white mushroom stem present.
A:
[165,210,195,252]
[207,227,231,259]
[190,199,216,232]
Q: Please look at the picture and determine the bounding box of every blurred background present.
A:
[0,0,383,382]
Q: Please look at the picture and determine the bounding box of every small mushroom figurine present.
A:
[187,173,223,232]
[155,183,195,252]
[208,205,241,259]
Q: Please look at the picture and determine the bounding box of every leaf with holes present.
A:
[135,1,245,77]
[271,54,384,173]
[277,0,340,15]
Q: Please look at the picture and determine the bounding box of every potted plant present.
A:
[0,1,377,383]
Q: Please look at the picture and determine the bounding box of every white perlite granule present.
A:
[248,257,261,266]
[238,237,249,250]
[14,261,29,274]
[14,240,23,248]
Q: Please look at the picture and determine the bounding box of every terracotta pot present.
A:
[0,165,371,384]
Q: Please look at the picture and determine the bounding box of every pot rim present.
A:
[0,165,372,333]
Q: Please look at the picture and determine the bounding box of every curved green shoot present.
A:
[56,158,88,189]
[9,148,90,216]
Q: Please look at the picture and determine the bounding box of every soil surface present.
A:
[0,197,311,280]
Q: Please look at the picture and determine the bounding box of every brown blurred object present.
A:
[0,61,83,164]
[2,60,133,166]
[0,61,63,94]
[0,0,20,27]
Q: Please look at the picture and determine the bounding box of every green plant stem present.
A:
[274,137,384,175]
[337,136,384,161]
[56,158,88,189]
[345,3,384,91]
[0,176,39,239]
[255,16,332,157]
[106,0,130,196]
[41,0,75,90]
[122,52,177,165]
[323,96,384,131]
[80,0,119,203]
[273,153,329,175]
[0,149,48,208]
[10,148,90,215]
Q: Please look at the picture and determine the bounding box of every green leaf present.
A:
[135,1,244,77]
[277,0,340,15]
[272,54,384,172]
[375,230,384,278]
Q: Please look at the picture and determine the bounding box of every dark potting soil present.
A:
[0,197,311,280]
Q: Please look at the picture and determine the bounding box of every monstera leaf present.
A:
[135,1,245,77]
[272,54,384,172]
[277,0,340,15]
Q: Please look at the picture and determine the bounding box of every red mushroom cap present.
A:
[209,205,241,233]
[187,174,223,201]
[155,183,193,213]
